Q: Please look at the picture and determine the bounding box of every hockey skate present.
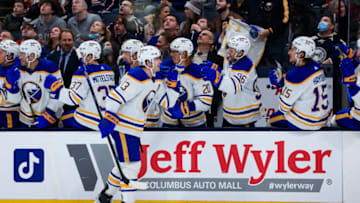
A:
[94,185,113,203]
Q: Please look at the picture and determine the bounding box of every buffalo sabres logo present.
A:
[178,85,188,102]
[142,90,156,113]
[313,47,327,63]
[21,81,42,104]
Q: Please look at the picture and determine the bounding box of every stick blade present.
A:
[129,180,148,190]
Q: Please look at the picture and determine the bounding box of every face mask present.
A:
[89,33,100,39]
[317,21,328,32]
[103,46,113,57]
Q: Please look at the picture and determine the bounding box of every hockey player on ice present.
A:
[4,39,63,128]
[268,36,330,130]
[0,40,21,128]
[201,35,262,127]
[160,37,214,128]
[95,45,180,203]
[44,40,115,130]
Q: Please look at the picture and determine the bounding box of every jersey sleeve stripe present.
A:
[279,97,291,107]
[181,113,206,123]
[114,89,127,103]
[120,133,130,163]
[108,95,123,105]
[223,103,260,111]
[230,77,237,94]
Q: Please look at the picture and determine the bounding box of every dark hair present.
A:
[153,4,170,34]
[159,31,176,44]
[165,14,180,26]
[303,58,313,66]
[47,26,62,51]
[60,28,74,40]
[40,0,63,16]
[14,0,26,9]
[322,14,335,25]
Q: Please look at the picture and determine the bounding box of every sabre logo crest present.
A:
[14,149,44,182]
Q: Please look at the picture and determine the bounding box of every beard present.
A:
[217,6,227,14]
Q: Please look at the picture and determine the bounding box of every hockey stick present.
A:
[80,59,148,190]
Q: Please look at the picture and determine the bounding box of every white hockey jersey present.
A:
[218,56,262,125]
[58,64,115,130]
[349,65,360,121]
[0,60,21,111]
[161,62,214,127]
[106,67,179,137]
[6,59,63,126]
[279,61,330,130]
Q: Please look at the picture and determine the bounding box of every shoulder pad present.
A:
[231,56,253,72]
[183,63,203,79]
[37,59,60,74]
[127,67,151,81]
[285,61,323,85]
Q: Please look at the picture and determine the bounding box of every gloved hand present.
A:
[348,85,360,97]
[98,111,119,138]
[168,101,195,119]
[157,65,171,79]
[200,64,223,88]
[173,64,185,72]
[340,57,356,85]
[269,68,284,88]
[166,69,181,91]
[5,67,20,93]
[202,60,220,71]
[333,43,357,59]
[33,108,57,128]
[45,75,64,99]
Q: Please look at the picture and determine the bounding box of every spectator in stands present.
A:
[0,31,15,42]
[148,14,180,46]
[190,17,220,48]
[118,0,144,41]
[247,0,290,65]
[17,22,38,44]
[192,30,223,127]
[144,3,170,42]
[156,31,176,60]
[291,0,317,39]
[46,26,62,56]
[87,20,111,46]
[211,0,243,35]
[47,29,79,89]
[311,15,344,65]
[31,0,67,45]
[108,17,136,57]
[180,0,203,39]
[87,0,117,14]
[2,0,27,41]
[328,0,358,44]
[24,0,64,22]
[67,0,102,47]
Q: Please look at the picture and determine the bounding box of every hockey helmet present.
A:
[170,37,194,56]
[19,39,42,67]
[138,45,161,76]
[78,40,101,64]
[0,39,20,63]
[226,35,251,60]
[292,36,316,59]
[120,39,144,57]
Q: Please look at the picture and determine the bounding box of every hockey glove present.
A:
[45,75,64,99]
[269,68,284,88]
[348,85,360,97]
[166,69,181,91]
[201,65,223,88]
[202,60,220,71]
[5,67,20,93]
[339,57,356,85]
[34,108,57,128]
[333,44,357,60]
[98,111,119,138]
[168,101,195,119]
[157,65,171,79]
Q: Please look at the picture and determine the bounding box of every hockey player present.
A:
[0,40,21,128]
[201,35,262,127]
[95,45,179,203]
[4,39,63,128]
[161,37,214,128]
[331,44,360,129]
[44,40,115,130]
[268,36,330,130]
[117,39,144,81]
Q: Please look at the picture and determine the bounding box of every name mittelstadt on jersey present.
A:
[92,74,115,83]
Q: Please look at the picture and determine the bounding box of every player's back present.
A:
[72,64,115,130]
[281,61,330,130]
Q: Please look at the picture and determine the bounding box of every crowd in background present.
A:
[0,0,360,130]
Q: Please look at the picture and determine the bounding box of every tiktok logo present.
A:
[14,149,44,182]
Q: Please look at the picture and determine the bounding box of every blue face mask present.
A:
[317,21,328,32]
[89,33,100,39]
